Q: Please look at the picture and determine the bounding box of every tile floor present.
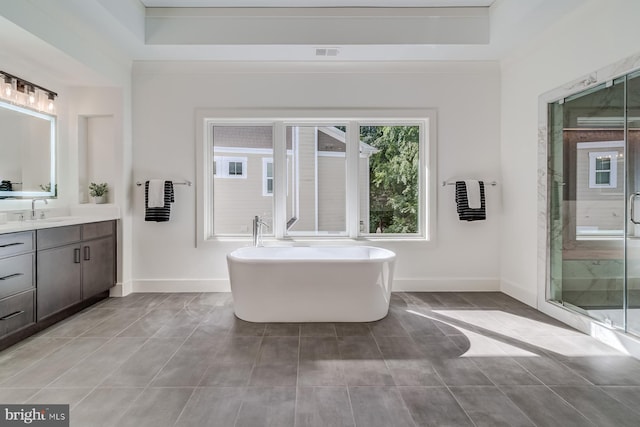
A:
[0,292,640,426]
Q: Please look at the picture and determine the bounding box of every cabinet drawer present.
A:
[82,221,114,241]
[0,290,35,338]
[0,231,34,258]
[37,225,81,250]
[0,253,35,299]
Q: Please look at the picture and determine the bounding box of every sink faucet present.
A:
[31,198,48,220]
[252,215,269,247]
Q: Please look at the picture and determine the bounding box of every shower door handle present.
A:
[630,193,640,224]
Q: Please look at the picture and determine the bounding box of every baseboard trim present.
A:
[133,279,230,293]
[110,281,134,297]
[393,278,500,292]
[131,278,499,293]
[500,279,537,308]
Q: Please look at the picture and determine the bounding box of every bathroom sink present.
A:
[26,216,80,223]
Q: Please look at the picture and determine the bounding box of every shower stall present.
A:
[546,68,640,337]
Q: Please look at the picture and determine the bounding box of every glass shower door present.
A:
[626,72,640,336]
[548,79,626,328]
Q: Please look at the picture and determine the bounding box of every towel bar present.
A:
[136,180,192,187]
[442,180,497,187]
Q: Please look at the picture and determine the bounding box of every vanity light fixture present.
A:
[0,70,57,113]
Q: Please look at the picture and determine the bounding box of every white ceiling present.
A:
[0,0,585,86]
[140,0,496,7]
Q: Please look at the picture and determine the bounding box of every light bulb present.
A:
[28,86,35,104]
[3,77,12,98]
[47,93,55,112]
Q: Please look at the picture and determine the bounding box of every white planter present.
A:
[92,195,106,204]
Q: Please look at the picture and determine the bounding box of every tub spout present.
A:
[252,215,269,247]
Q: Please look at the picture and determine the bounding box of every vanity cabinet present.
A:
[0,231,36,339]
[36,221,116,321]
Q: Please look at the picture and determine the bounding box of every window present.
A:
[589,151,618,188]
[263,158,273,196]
[198,111,433,242]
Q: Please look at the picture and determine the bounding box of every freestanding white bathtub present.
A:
[227,246,396,322]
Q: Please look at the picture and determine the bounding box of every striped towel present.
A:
[455,181,486,221]
[145,180,174,222]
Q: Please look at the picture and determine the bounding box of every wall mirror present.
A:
[0,100,56,199]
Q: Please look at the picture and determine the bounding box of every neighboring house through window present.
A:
[263,158,273,196]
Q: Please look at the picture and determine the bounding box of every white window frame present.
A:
[214,156,248,179]
[263,157,273,196]
[195,109,436,246]
[588,151,618,189]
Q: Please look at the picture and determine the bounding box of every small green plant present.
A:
[39,182,57,197]
[89,182,108,197]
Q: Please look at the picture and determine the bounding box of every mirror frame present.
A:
[0,100,56,198]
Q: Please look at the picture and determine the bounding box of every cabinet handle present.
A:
[74,248,81,263]
[0,242,24,248]
[0,310,25,321]
[0,273,23,281]
[84,246,90,261]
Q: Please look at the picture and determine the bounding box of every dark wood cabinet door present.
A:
[82,236,115,299]
[36,244,82,320]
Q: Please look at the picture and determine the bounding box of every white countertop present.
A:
[0,205,120,234]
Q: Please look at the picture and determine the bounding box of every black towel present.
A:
[455,181,486,221]
[145,181,174,222]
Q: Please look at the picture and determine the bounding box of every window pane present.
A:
[213,126,273,235]
[595,157,610,171]
[595,171,610,184]
[360,125,419,234]
[285,125,346,235]
[267,179,273,193]
[266,162,273,177]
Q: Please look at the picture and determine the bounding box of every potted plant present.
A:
[89,182,108,204]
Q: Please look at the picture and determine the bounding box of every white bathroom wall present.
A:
[500,0,640,306]
[132,61,502,292]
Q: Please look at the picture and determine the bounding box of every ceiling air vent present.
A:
[315,47,339,57]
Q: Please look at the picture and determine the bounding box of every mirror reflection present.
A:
[0,100,56,198]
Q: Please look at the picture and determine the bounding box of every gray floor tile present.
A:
[50,337,146,388]
[0,337,71,383]
[153,293,198,310]
[431,358,493,386]
[335,323,371,337]
[399,386,474,427]
[152,307,210,338]
[385,360,443,386]
[349,386,415,427]
[301,323,337,337]
[175,386,244,426]
[230,318,266,336]
[375,336,425,360]
[151,336,220,386]
[27,387,92,409]
[341,360,395,386]
[115,387,193,427]
[501,385,595,427]
[250,363,298,386]
[117,309,180,337]
[100,338,184,387]
[369,314,409,337]
[256,336,299,365]
[80,308,146,337]
[41,308,118,337]
[199,362,254,386]
[337,336,384,360]
[0,388,40,403]
[396,309,448,337]
[71,387,144,427]
[600,386,640,415]
[299,337,345,386]
[411,335,465,360]
[213,336,262,364]
[264,323,300,336]
[296,386,355,427]
[188,292,232,308]
[1,337,109,388]
[234,386,295,427]
[450,386,535,427]
[512,356,591,385]
[472,357,542,385]
[560,356,640,385]
[551,385,640,427]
